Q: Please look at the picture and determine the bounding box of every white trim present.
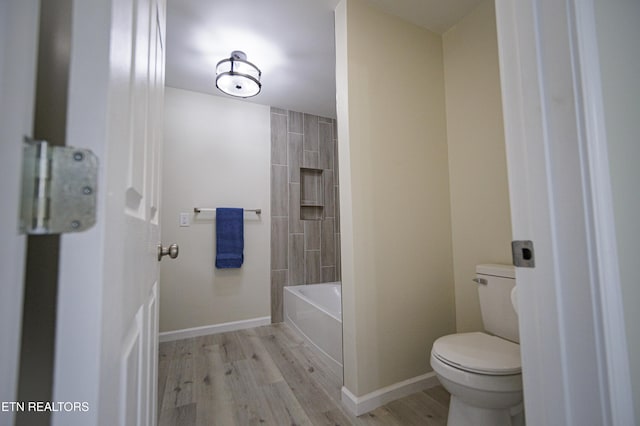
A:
[572,1,634,424]
[0,2,39,421]
[340,372,439,416]
[158,316,271,342]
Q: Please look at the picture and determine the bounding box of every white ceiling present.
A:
[165,0,484,119]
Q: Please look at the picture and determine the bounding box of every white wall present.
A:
[594,0,640,417]
[336,0,456,396]
[442,0,512,333]
[160,87,271,332]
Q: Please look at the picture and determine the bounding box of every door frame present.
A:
[495,0,634,424]
[0,1,40,423]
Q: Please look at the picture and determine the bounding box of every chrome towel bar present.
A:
[193,207,261,215]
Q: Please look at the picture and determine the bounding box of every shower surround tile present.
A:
[271,112,288,165]
[321,219,335,267]
[318,122,333,170]
[271,165,288,216]
[323,171,335,218]
[270,270,288,323]
[288,111,303,134]
[321,266,336,283]
[289,183,303,234]
[304,221,321,250]
[271,217,288,271]
[303,113,319,151]
[303,150,319,169]
[289,234,304,285]
[271,109,341,323]
[288,133,302,183]
[305,250,321,284]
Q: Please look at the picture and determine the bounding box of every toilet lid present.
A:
[432,332,521,375]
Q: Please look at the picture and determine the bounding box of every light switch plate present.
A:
[179,212,190,227]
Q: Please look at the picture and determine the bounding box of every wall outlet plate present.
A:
[179,212,190,227]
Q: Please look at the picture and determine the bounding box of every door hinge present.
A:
[20,138,98,234]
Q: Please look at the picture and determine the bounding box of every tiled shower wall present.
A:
[270,107,341,323]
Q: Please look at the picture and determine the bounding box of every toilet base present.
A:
[447,396,525,426]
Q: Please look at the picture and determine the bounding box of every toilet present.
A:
[430,264,524,426]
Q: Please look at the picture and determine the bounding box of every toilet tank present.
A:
[476,264,519,343]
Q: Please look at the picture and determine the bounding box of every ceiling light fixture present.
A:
[215,50,262,98]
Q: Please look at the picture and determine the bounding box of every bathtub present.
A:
[284,283,343,378]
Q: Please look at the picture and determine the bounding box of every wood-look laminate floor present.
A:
[158,323,450,426]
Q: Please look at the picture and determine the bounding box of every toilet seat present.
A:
[432,332,521,376]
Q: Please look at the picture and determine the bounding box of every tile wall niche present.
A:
[270,107,341,323]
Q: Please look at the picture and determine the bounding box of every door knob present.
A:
[157,243,179,261]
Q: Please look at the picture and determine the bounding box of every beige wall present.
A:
[442,0,512,333]
[336,0,456,396]
[160,87,271,332]
[594,0,640,417]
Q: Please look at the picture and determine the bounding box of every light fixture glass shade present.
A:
[215,51,262,98]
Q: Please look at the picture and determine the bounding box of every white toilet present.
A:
[430,264,524,426]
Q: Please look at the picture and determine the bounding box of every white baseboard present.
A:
[159,316,271,342]
[341,372,440,416]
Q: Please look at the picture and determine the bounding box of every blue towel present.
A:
[215,208,244,268]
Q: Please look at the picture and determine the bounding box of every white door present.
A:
[48,0,167,425]
[0,2,39,424]
[495,0,634,424]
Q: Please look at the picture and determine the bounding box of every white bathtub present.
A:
[284,283,343,378]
